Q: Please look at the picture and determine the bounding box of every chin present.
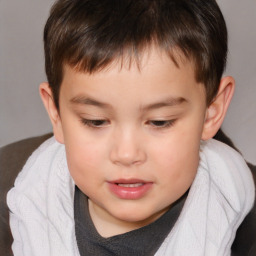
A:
[112,206,166,226]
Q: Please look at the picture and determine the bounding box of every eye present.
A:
[80,119,109,128]
[147,120,176,129]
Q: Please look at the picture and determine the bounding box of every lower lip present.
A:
[108,182,153,200]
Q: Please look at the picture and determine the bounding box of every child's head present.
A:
[40,0,234,236]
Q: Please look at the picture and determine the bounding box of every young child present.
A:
[7,0,255,255]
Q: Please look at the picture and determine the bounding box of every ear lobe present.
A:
[39,82,64,144]
[201,76,235,140]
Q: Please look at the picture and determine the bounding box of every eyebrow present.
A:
[141,97,188,111]
[70,95,112,108]
[70,95,188,110]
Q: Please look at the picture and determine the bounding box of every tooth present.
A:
[118,183,143,188]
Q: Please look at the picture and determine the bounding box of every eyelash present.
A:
[80,118,176,129]
[146,120,176,129]
[80,119,109,128]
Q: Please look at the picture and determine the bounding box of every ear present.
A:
[39,82,64,144]
[201,76,235,140]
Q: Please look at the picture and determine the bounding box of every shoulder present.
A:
[0,133,54,197]
[7,135,65,197]
[5,135,76,256]
[231,163,256,255]
[200,139,254,202]
[0,133,52,256]
[0,133,53,182]
[213,130,256,255]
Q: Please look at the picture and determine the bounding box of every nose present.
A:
[110,128,146,166]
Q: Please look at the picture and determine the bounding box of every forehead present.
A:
[60,47,205,104]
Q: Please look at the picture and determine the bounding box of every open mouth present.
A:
[117,183,144,188]
[108,180,152,199]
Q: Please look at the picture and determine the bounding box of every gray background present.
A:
[0,0,255,164]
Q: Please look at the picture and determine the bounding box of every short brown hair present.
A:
[44,0,227,109]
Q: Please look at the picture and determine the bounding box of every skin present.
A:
[40,48,234,237]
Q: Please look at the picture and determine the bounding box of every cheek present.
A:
[62,121,105,170]
[151,131,200,182]
[65,139,104,183]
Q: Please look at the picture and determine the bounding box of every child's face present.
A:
[55,49,208,235]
